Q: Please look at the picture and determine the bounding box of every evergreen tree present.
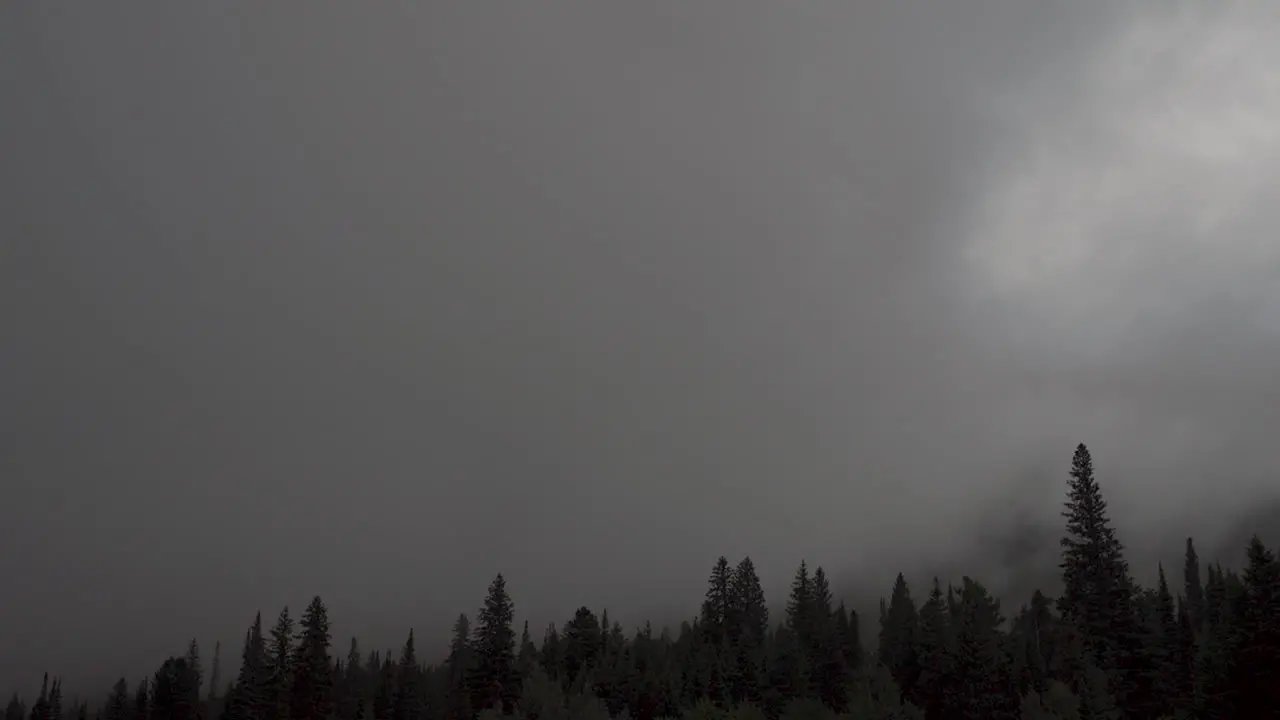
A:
[726,557,768,707]
[878,573,920,701]
[392,631,422,720]
[784,562,814,650]
[536,624,559,683]
[807,567,844,711]
[1230,535,1280,716]
[291,596,334,720]
[446,616,473,720]
[228,615,268,720]
[184,640,202,719]
[1183,537,1205,635]
[5,694,24,720]
[209,642,221,703]
[912,578,950,719]
[47,678,61,720]
[515,622,538,684]
[265,608,294,720]
[338,638,363,720]
[106,680,130,720]
[1056,443,1142,714]
[945,578,1017,720]
[469,574,517,714]
[133,678,149,720]
[152,658,197,720]
[562,608,602,690]
[371,660,394,720]
[700,557,733,651]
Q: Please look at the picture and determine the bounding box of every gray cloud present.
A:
[4,0,1279,699]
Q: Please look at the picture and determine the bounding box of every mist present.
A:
[4,1,1280,700]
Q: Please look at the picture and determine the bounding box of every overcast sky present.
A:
[4,0,1280,700]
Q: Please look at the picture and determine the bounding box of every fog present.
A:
[4,1,1280,700]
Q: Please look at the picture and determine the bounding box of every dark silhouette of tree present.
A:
[290,596,334,720]
[208,643,221,704]
[878,572,920,701]
[392,631,422,720]
[105,680,129,720]
[265,609,293,720]
[469,575,517,714]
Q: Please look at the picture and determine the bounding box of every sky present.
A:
[4,0,1280,701]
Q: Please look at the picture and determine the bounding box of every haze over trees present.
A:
[7,444,1279,720]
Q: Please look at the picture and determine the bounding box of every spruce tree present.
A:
[290,596,334,720]
[1183,537,1205,635]
[1231,535,1280,715]
[209,642,221,703]
[184,640,202,719]
[469,574,517,714]
[392,631,422,720]
[515,622,538,683]
[562,608,602,689]
[265,608,293,720]
[700,558,733,651]
[807,567,844,711]
[338,639,363,720]
[913,578,951,719]
[536,623,559,683]
[784,561,814,648]
[106,680,130,720]
[228,615,267,720]
[946,578,1017,720]
[1057,443,1142,714]
[726,557,768,706]
[878,573,920,700]
[371,660,393,720]
[5,694,24,720]
[1059,444,1131,654]
[133,678,149,720]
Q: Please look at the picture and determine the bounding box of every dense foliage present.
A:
[8,444,1280,720]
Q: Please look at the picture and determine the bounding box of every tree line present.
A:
[6,443,1280,720]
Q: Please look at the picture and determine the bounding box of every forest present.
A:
[6,443,1279,720]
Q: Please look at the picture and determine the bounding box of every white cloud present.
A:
[967,3,1280,338]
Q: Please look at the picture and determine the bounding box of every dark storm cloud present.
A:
[4,0,1278,698]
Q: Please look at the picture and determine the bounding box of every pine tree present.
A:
[371,660,394,720]
[515,622,538,684]
[1231,535,1280,716]
[266,608,294,720]
[807,567,844,711]
[562,608,602,690]
[153,658,197,720]
[1183,537,1205,635]
[469,574,517,714]
[784,561,814,649]
[912,578,951,719]
[47,678,61,720]
[700,557,733,651]
[1057,443,1142,714]
[185,640,203,719]
[878,573,920,700]
[227,614,268,720]
[133,678,149,720]
[5,694,24,720]
[392,631,422,720]
[106,680,131,720]
[945,578,1017,720]
[726,557,768,706]
[338,638,363,720]
[290,596,334,720]
[1058,444,1130,653]
[209,642,222,703]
